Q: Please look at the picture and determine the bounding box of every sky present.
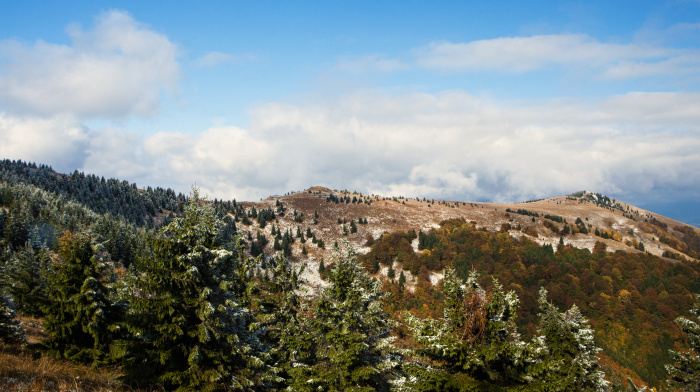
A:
[1,1,700,224]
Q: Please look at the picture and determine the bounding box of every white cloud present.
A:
[413,34,673,73]
[78,89,700,204]
[334,34,700,83]
[0,112,89,172]
[192,51,259,67]
[0,10,179,119]
[2,12,698,206]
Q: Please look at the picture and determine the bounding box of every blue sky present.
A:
[1,1,700,223]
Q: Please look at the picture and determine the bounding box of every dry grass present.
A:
[0,343,129,392]
[0,316,152,392]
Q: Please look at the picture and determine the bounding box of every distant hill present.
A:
[237,187,699,271]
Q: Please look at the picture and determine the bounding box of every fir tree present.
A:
[42,232,120,365]
[118,189,270,391]
[666,294,700,391]
[288,246,402,391]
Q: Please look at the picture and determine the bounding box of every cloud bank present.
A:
[81,90,700,203]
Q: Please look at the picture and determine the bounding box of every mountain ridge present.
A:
[238,186,698,262]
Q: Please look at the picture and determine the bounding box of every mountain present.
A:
[237,187,698,280]
[2,161,700,390]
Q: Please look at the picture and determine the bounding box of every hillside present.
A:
[233,187,700,388]
[236,186,699,288]
[2,162,700,390]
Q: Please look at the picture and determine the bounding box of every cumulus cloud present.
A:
[0,10,180,174]
[0,10,180,118]
[77,89,700,204]
[90,126,281,201]
[0,112,89,172]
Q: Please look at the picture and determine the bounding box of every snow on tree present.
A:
[117,189,270,391]
[666,294,700,391]
[288,244,403,391]
[530,287,609,391]
[405,270,610,391]
[405,268,534,391]
[252,252,308,389]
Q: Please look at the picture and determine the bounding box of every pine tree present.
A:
[118,189,270,391]
[288,246,402,391]
[530,287,609,391]
[42,232,120,365]
[666,294,700,391]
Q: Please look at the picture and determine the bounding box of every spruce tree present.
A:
[666,294,700,391]
[42,232,119,365]
[118,189,269,391]
[288,246,402,391]
[405,269,533,390]
[398,271,406,290]
[4,242,50,317]
[530,287,609,391]
[253,253,308,389]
